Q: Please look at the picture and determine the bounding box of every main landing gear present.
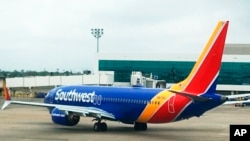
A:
[134,122,147,131]
[92,120,147,132]
[93,120,107,132]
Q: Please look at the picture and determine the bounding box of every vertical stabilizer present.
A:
[171,21,229,95]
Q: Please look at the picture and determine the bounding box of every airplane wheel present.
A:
[93,122,100,132]
[134,122,147,131]
[93,122,108,132]
[101,122,107,131]
[141,123,147,131]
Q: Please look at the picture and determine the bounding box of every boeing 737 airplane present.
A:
[2,21,250,132]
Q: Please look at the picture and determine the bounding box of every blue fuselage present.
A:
[44,85,225,124]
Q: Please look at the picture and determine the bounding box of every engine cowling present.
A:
[51,108,80,126]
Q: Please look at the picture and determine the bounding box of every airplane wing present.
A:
[1,100,115,120]
[55,105,115,120]
[1,81,115,120]
[224,93,250,105]
[167,89,250,105]
[223,100,250,105]
[225,93,250,99]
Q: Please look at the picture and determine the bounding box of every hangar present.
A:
[99,44,250,94]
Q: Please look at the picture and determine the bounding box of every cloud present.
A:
[0,0,249,71]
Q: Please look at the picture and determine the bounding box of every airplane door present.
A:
[168,95,176,113]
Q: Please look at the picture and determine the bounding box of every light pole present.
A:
[91,28,103,53]
[91,28,103,84]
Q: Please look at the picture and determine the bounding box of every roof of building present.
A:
[99,44,250,62]
[224,44,250,55]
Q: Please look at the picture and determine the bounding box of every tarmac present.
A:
[0,97,249,141]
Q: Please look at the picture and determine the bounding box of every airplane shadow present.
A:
[33,122,221,140]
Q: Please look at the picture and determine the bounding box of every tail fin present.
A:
[1,80,11,110]
[2,80,11,101]
[171,21,229,95]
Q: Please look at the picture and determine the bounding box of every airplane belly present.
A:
[106,103,148,124]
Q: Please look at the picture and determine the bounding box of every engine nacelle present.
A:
[51,108,80,126]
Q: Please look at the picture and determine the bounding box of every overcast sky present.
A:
[0,0,249,72]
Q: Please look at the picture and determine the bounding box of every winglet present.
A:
[1,101,11,110]
[170,21,229,95]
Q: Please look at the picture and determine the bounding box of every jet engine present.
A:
[51,108,80,126]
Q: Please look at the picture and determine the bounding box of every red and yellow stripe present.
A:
[173,21,229,94]
[2,80,11,100]
[137,90,174,122]
[137,21,229,123]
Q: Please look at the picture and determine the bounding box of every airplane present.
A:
[225,93,250,107]
[2,21,250,132]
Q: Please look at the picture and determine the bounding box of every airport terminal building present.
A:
[1,44,249,96]
[99,44,250,94]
